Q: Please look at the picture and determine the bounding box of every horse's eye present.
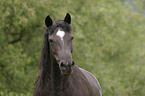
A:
[49,39,53,43]
[71,36,74,40]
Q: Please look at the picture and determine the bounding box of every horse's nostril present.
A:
[71,61,75,66]
[60,61,74,70]
[60,62,65,67]
[60,62,66,71]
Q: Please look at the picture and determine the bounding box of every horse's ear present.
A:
[64,13,71,24]
[45,15,53,27]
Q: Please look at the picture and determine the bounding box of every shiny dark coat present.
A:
[33,14,102,96]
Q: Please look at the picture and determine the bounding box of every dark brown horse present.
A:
[33,13,102,96]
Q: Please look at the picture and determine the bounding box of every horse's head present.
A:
[45,13,75,76]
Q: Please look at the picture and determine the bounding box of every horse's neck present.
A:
[50,59,69,95]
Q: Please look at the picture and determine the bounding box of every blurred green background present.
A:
[0,0,145,96]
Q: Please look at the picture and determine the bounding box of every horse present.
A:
[33,13,102,96]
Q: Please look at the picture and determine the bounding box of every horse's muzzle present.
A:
[59,61,75,76]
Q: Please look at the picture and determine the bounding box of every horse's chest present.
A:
[59,83,90,96]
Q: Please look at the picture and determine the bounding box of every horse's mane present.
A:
[36,21,72,87]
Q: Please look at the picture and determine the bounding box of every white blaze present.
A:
[56,29,65,45]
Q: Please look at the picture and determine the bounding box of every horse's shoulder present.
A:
[79,67,102,96]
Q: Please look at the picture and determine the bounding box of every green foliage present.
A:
[0,90,31,96]
[0,0,145,95]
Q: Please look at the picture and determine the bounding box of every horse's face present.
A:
[45,13,75,76]
[49,28,74,75]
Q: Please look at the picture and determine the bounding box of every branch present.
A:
[8,29,25,44]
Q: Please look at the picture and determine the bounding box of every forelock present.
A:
[45,21,71,35]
